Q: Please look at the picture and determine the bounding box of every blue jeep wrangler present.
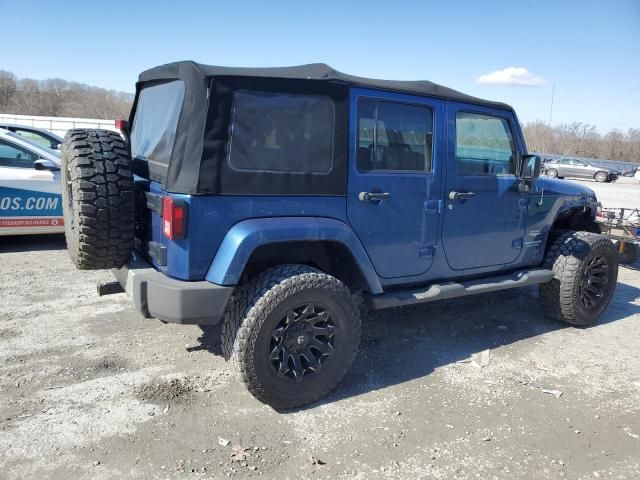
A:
[61,61,617,408]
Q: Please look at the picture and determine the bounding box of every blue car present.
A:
[60,61,618,408]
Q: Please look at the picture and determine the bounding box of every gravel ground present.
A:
[1,179,639,480]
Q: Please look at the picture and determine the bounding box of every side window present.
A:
[12,129,51,149]
[0,140,38,168]
[357,98,433,173]
[455,112,516,175]
[228,91,334,174]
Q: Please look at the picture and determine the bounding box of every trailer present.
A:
[596,207,640,264]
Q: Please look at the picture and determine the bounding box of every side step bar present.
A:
[367,268,554,310]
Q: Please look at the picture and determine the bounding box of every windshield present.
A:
[11,127,63,149]
[130,80,185,171]
[2,130,60,161]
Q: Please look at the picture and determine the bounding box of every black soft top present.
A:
[132,61,516,195]
[138,60,512,111]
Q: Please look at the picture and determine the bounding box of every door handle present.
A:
[448,191,476,201]
[359,191,392,202]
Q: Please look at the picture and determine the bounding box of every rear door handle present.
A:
[359,191,392,202]
[448,191,476,201]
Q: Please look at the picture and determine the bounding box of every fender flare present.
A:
[541,196,600,252]
[205,217,383,294]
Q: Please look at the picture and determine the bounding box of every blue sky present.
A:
[2,0,638,132]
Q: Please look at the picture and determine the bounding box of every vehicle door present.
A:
[346,88,444,279]
[441,103,528,270]
[569,159,587,178]
[556,158,571,177]
[0,139,63,233]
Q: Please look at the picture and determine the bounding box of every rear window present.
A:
[130,80,185,168]
[227,91,334,174]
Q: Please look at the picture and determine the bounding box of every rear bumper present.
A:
[112,252,233,325]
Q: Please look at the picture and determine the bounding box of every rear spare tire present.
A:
[61,129,135,270]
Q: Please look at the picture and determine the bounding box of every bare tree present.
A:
[0,71,17,111]
[522,121,639,163]
[1,70,132,120]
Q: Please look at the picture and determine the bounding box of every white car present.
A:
[0,129,64,235]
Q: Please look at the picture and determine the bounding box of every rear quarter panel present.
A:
[146,181,349,281]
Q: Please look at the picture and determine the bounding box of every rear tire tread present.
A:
[221,264,360,408]
[61,129,134,270]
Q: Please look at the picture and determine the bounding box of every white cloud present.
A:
[476,67,545,86]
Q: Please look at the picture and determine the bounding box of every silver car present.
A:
[543,158,620,183]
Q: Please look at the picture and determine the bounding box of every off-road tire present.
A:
[221,265,361,409]
[61,129,134,270]
[540,230,618,326]
[618,242,640,265]
[594,171,608,183]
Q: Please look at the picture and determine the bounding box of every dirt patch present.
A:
[135,377,194,402]
[135,373,233,402]
[0,328,19,341]
[90,355,127,372]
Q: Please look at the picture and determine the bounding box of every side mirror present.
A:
[520,154,541,180]
[34,158,60,171]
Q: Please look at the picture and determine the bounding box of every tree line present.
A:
[0,70,133,120]
[522,121,640,164]
[1,70,639,163]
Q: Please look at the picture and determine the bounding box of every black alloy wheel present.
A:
[269,303,337,381]
[579,255,609,308]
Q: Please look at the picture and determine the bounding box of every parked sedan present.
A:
[543,157,620,182]
[0,123,64,150]
[0,129,63,236]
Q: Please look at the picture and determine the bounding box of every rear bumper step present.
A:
[97,281,125,296]
[112,251,233,325]
[367,268,554,310]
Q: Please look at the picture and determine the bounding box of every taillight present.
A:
[162,196,186,240]
[114,118,129,131]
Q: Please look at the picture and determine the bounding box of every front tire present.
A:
[594,171,608,183]
[221,265,361,408]
[540,231,618,326]
[546,168,558,178]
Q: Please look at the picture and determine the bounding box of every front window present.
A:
[357,98,433,172]
[228,91,335,174]
[0,140,39,168]
[455,112,516,175]
[130,80,185,167]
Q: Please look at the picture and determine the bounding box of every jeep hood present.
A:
[534,177,596,198]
